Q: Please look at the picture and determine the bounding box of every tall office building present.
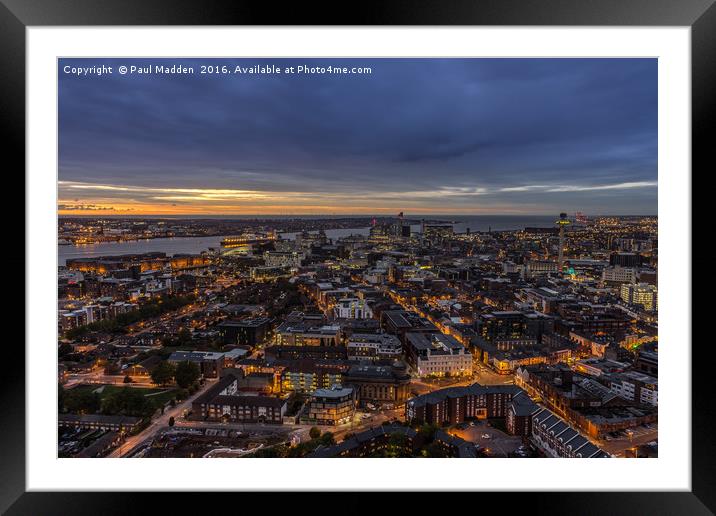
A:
[620,283,658,312]
[556,212,570,272]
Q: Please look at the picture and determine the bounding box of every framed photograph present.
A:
[6,0,710,512]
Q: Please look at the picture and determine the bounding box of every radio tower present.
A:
[556,212,570,272]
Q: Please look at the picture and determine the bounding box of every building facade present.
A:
[346,333,402,361]
[620,283,658,312]
[343,361,411,407]
[531,408,610,458]
[333,298,374,319]
[307,387,355,425]
[405,383,526,426]
[191,373,287,424]
[218,318,272,347]
[404,332,472,377]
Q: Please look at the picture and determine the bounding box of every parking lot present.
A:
[598,423,658,456]
[448,419,525,457]
[58,427,116,457]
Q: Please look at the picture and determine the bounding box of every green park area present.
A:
[60,384,179,418]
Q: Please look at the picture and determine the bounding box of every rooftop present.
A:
[218,317,272,327]
[407,383,522,409]
[312,386,354,399]
[168,351,225,361]
[405,332,465,353]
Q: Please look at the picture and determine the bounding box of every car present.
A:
[469,422,476,427]
[481,433,491,439]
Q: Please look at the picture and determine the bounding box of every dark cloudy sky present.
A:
[58,58,657,216]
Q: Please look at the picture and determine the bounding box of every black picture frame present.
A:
[4,0,710,513]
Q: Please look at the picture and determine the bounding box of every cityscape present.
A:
[57,58,657,459]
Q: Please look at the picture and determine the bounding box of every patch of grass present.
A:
[143,388,180,406]
[70,384,177,409]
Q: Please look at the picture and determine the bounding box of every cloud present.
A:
[544,181,658,192]
[57,203,133,212]
[57,58,657,215]
[499,181,657,193]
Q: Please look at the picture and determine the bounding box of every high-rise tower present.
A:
[556,212,570,272]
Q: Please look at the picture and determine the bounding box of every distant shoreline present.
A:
[58,213,658,220]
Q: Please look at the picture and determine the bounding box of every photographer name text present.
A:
[62,63,373,77]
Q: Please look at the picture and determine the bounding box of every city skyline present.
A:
[59,58,657,217]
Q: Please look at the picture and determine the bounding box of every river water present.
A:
[57,228,371,266]
[57,215,557,266]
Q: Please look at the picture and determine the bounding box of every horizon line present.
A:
[58,212,658,218]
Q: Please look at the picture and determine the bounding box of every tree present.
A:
[309,427,321,439]
[320,432,335,446]
[176,328,192,347]
[64,389,101,414]
[248,446,285,458]
[286,440,322,458]
[151,361,176,386]
[417,423,439,442]
[104,362,121,375]
[174,361,200,389]
[63,294,197,338]
[101,387,153,417]
[168,416,175,427]
[423,442,449,458]
[160,335,176,347]
[58,343,73,357]
[209,336,224,350]
[386,432,410,457]
[58,384,66,411]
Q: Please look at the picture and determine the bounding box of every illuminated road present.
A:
[327,407,405,441]
[108,378,218,458]
[472,362,516,385]
[377,280,517,387]
[106,278,513,457]
[122,302,205,338]
[176,406,402,440]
